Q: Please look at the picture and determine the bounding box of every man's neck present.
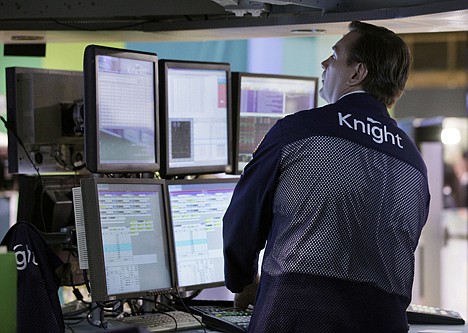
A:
[338,90,367,100]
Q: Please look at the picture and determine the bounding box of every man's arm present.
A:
[234,274,260,309]
[223,121,283,293]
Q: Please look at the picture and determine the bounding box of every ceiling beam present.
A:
[254,0,347,11]
[210,0,239,5]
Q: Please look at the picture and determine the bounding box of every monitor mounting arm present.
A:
[210,0,347,16]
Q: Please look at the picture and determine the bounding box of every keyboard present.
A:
[200,309,252,333]
[407,304,465,325]
[120,310,204,332]
[196,304,467,332]
[188,304,239,316]
[187,304,252,333]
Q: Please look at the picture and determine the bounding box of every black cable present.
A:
[63,306,90,319]
[97,300,124,320]
[65,249,90,305]
[1,116,47,229]
[86,303,104,328]
[173,288,207,333]
[171,289,202,301]
[67,250,78,295]
[86,301,121,329]
[154,311,178,333]
[100,306,105,329]
[126,299,139,316]
[0,115,42,180]
[64,321,77,333]
[121,296,206,332]
[82,269,91,294]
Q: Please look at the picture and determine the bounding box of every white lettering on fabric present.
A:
[338,113,403,148]
[13,244,38,270]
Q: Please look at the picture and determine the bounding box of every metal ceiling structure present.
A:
[0,0,467,42]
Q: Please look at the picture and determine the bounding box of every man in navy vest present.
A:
[223,21,430,333]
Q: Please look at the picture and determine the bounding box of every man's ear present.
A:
[347,62,368,87]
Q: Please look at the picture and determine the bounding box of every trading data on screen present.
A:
[167,180,237,289]
[97,183,170,295]
[238,75,316,171]
[166,68,229,169]
[96,56,156,165]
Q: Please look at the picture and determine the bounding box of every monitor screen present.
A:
[232,72,318,174]
[5,67,84,174]
[79,177,173,301]
[83,45,160,174]
[165,177,239,291]
[158,60,232,178]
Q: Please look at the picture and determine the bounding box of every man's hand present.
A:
[234,275,260,309]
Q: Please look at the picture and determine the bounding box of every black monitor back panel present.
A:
[6,67,84,174]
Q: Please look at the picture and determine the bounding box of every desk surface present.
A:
[68,321,468,333]
[409,324,468,333]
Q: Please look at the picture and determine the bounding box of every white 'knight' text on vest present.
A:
[338,113,403,148]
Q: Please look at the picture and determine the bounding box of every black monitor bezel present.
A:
[164,177,239,292]
[80,176,175,301]
[83,45,160,174]
[231,72,319,175]
[158,59,233,178]
[5,66,85,174]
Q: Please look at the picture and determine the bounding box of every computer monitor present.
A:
[232,72,318,174]
[5,67,85,174]
[165,177,239,292]
[16,174,84,233]
[158,60,232,178]
[16,174,88,287]
[83,45,160,174]
[79,177,174,301]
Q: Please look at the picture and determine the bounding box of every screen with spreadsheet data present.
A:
[165,177,239,291]
[79,177,174,301]
[84,45,160,174]
[232,72,318,174]
[158,60,232,177]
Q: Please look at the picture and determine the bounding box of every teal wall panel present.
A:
[283,35,339,106]
[127,40,249,72]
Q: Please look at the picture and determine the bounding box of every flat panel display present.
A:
[232,72,318,174]
[83,45,159,174]
[159,60,232,178]
[79,177,173,301]
[165,177,239,291]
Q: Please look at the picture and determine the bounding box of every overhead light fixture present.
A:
[11,35,45,41]
[291,29,326,34]
[4,42,46,57]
